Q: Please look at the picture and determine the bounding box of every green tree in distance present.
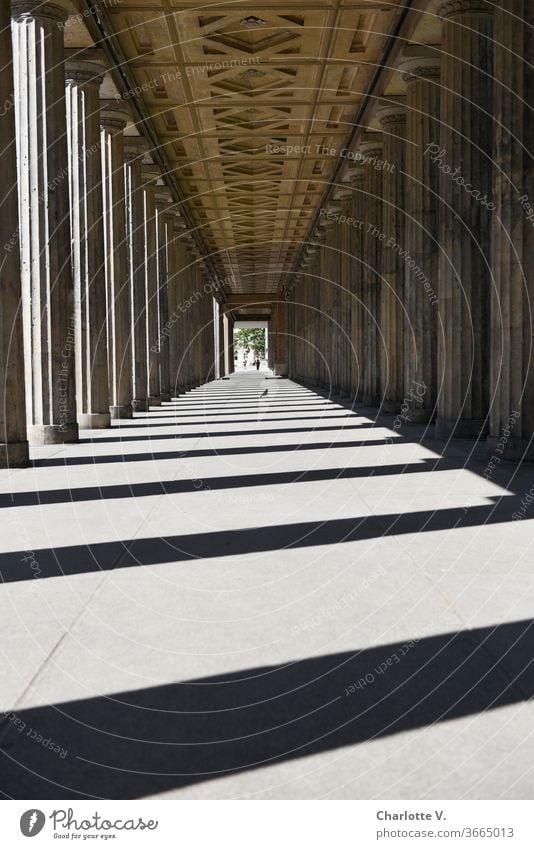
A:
[234,328,265,357]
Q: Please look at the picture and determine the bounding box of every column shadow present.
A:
[1,619,532,799]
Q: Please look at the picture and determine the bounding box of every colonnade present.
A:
[1,0,532,468]
[0,0,218,467]
[288,0,533,458]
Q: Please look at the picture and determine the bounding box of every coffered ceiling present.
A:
[93,0,406,292]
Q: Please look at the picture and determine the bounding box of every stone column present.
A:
[336,191,352,396]
[124,139,149,413]
[0,0,28,466]
[435,0,494,438]
[359,132,384,406]
[172,234,189,394]
[181,239,195,391]
[378,101,407,413]
[400,54,441,422]
[100,101,133,419]
[154,191,173,401]
[12,0,78,443]
[323,204,342,394]
[489,0,534,458]
[65,49,110,429]
[216,300,224,379]
[222,306,234,375]
[308,249,321,385]
[316,230,329,387]
[141,166,162,406]
[348,166,365,400]
[166,213,184,397]
[272,297,288,376]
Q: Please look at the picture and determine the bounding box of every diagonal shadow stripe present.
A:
[0,459,463,509]
[79,428,397,445]
[1,619,532,799]
[31,440,429,468]
[0,495,522,584]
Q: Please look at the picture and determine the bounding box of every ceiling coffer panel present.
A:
[104,1,400,292]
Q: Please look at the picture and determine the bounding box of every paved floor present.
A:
[1,371,534,799]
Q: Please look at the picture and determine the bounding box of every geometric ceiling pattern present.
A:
[102,1,403,293]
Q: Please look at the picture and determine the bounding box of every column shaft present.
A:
[435,1,494,438]
[65,51,110,429]
[360,135,384,406]
[489,0,534,457]
[12,0,78,443]
[0,0,28,466]
[155,198,173,401]
[348,168,365,400]
[101,102,132,419]
[142,177,161,405]
[402,57,441,422]
[124,142,149,412]
[378,104,407,412]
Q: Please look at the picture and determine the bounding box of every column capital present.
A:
[65,49,107,87]
[155,187,173,208]
[123,136,150,162]
[164,208,179,225]
[358,131,383,159]
[347,165,365,184]
[323,203,343,218]
[376,97,407,128]
[399,55,441,83]
[100,100,130,132]
[438,1,494,19]
[173,216,188,234]
[141,164,162,186]
[11,0,70,23]
[332,183,352,201]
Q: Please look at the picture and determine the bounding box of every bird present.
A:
[259,389,268,398]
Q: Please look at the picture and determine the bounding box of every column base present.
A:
[435,417,487,440]
[382,399,402,414]
[362,393,379,407]
[78,412,111,430]
[110,405,133,420]
[404,406,434,424]
[29,423,79,445]
[149,396,162,407]
[0,441,30,467]
[160,393,172,402]
[132,399,148,413]
[487,435,534,462]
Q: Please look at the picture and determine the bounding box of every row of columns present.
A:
[288,0,533,456]
[0,0,218,467]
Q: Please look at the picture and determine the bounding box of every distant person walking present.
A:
[255,358,260,370]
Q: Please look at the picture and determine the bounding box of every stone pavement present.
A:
[0,372,533,799]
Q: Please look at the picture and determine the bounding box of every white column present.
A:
[0,0,28,466]
[12,0,78,443]
[65,49,110,429]
[154,190,174,402]
[141,166,161,406]
[124,138,149,413]
[100,100,133,419]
